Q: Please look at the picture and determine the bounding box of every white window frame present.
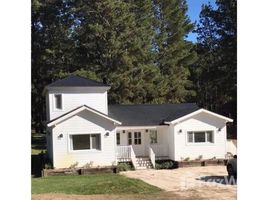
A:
[134,132,142,145]
[149,130,158,144]
[68,133,102,153]
[116,132,120,145]
[186,131,215,145]
[53,93,63,111]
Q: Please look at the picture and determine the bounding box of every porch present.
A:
[116,127,170,169]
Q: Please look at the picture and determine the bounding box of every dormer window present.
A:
[54,94,62,110]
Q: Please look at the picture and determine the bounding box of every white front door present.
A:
[128,130,145,156]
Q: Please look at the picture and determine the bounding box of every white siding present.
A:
[173,112,227,161]
[227,139,237,155]
[47,87,108,121]
[52,110,116,168]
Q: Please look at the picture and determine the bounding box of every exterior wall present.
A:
[47,87,108,121]
[226,139,237,155]
[173,112,227,161]
[51,110,116,168]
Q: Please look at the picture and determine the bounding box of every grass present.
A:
[32,174,161,195]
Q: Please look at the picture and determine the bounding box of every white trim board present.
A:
[47,105,121,127]
[164,108,233,124]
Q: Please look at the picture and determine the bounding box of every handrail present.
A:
[149,147,156,168]
[130,146,137,169]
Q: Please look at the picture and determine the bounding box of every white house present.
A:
[44,75,233,169]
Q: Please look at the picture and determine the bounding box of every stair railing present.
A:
[130,146,137,169]
[149,147,156,168]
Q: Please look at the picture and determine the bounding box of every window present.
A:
[187,131,214,143]
[149,130,157,144]
[116,132,120,145]
[134,132,141,145]
[54,94,62,109]
[70,134,101,150]
[128,132,132,145]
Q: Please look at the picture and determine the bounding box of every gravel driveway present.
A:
[121,166,237,200]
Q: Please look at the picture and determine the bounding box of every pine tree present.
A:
[193,0,237,119]
[153,0,197,103]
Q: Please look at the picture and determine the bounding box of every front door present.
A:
[128,130,145,156]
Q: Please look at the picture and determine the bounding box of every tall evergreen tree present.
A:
[193,0,237,120]
[153,0,197,103]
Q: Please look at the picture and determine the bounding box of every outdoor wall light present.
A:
[178,129,182,133]
[58,134,63,138]
[122,130,125,133]
[105,132,109,136]
[218,128,221,132]
[145,129,148,132]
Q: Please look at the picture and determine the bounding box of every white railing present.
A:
[116,146,131,159]
[149,147,155,168]
[130,146,137,169]
[116,145,137,169]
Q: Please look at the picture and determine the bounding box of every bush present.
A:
[117,162,133,172]
[155,160,177,169]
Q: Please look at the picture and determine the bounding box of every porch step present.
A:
[135,157,153,169]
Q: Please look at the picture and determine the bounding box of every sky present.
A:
[186,0,216,42]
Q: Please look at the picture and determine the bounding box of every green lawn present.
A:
[32,174,161,195]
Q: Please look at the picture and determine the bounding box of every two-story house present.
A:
[44,75,233,169]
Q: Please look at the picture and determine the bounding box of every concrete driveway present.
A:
[121,166,237,200]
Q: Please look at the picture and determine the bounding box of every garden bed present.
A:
[178,159,227,168]
[42,166,117,177]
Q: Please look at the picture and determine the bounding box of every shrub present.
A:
[184,157,190,161]
[44,163,53,169]
[155,160,176,169]
[117,162,133,172]
[69,162,79,169]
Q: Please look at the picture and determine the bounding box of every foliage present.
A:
[117,162,133,172]
[191,0,237,126]
[32,174,161,194]
[155,160,177,169]
[69,162,79,169]
[31,0,198,132]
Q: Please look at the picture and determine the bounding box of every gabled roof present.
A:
[47,75,110,87]
[164,108,233,124]
[108,103,200,126]
[47,105,121,127]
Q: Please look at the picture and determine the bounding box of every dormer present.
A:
[43,75,110,121]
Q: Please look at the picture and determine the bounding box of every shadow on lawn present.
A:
[32,134,46,177]
[196,176,237,185]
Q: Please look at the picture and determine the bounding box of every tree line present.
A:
[32,0,237,134]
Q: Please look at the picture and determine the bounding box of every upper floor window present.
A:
[187,131,214,143]
[54,94,62,110]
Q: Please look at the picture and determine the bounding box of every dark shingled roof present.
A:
[47,75,110,87]
[108,103,199,126]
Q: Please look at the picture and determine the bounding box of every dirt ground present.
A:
[121,166,237,200]
[32,166,236,200]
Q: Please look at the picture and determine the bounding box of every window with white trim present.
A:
[70,134,101,150]
[128,132,132,145]
[187,131,214,143]
[134,132,141,145]
[116,132,120,145]
[54,94,62,110]
[149,130,157,144]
